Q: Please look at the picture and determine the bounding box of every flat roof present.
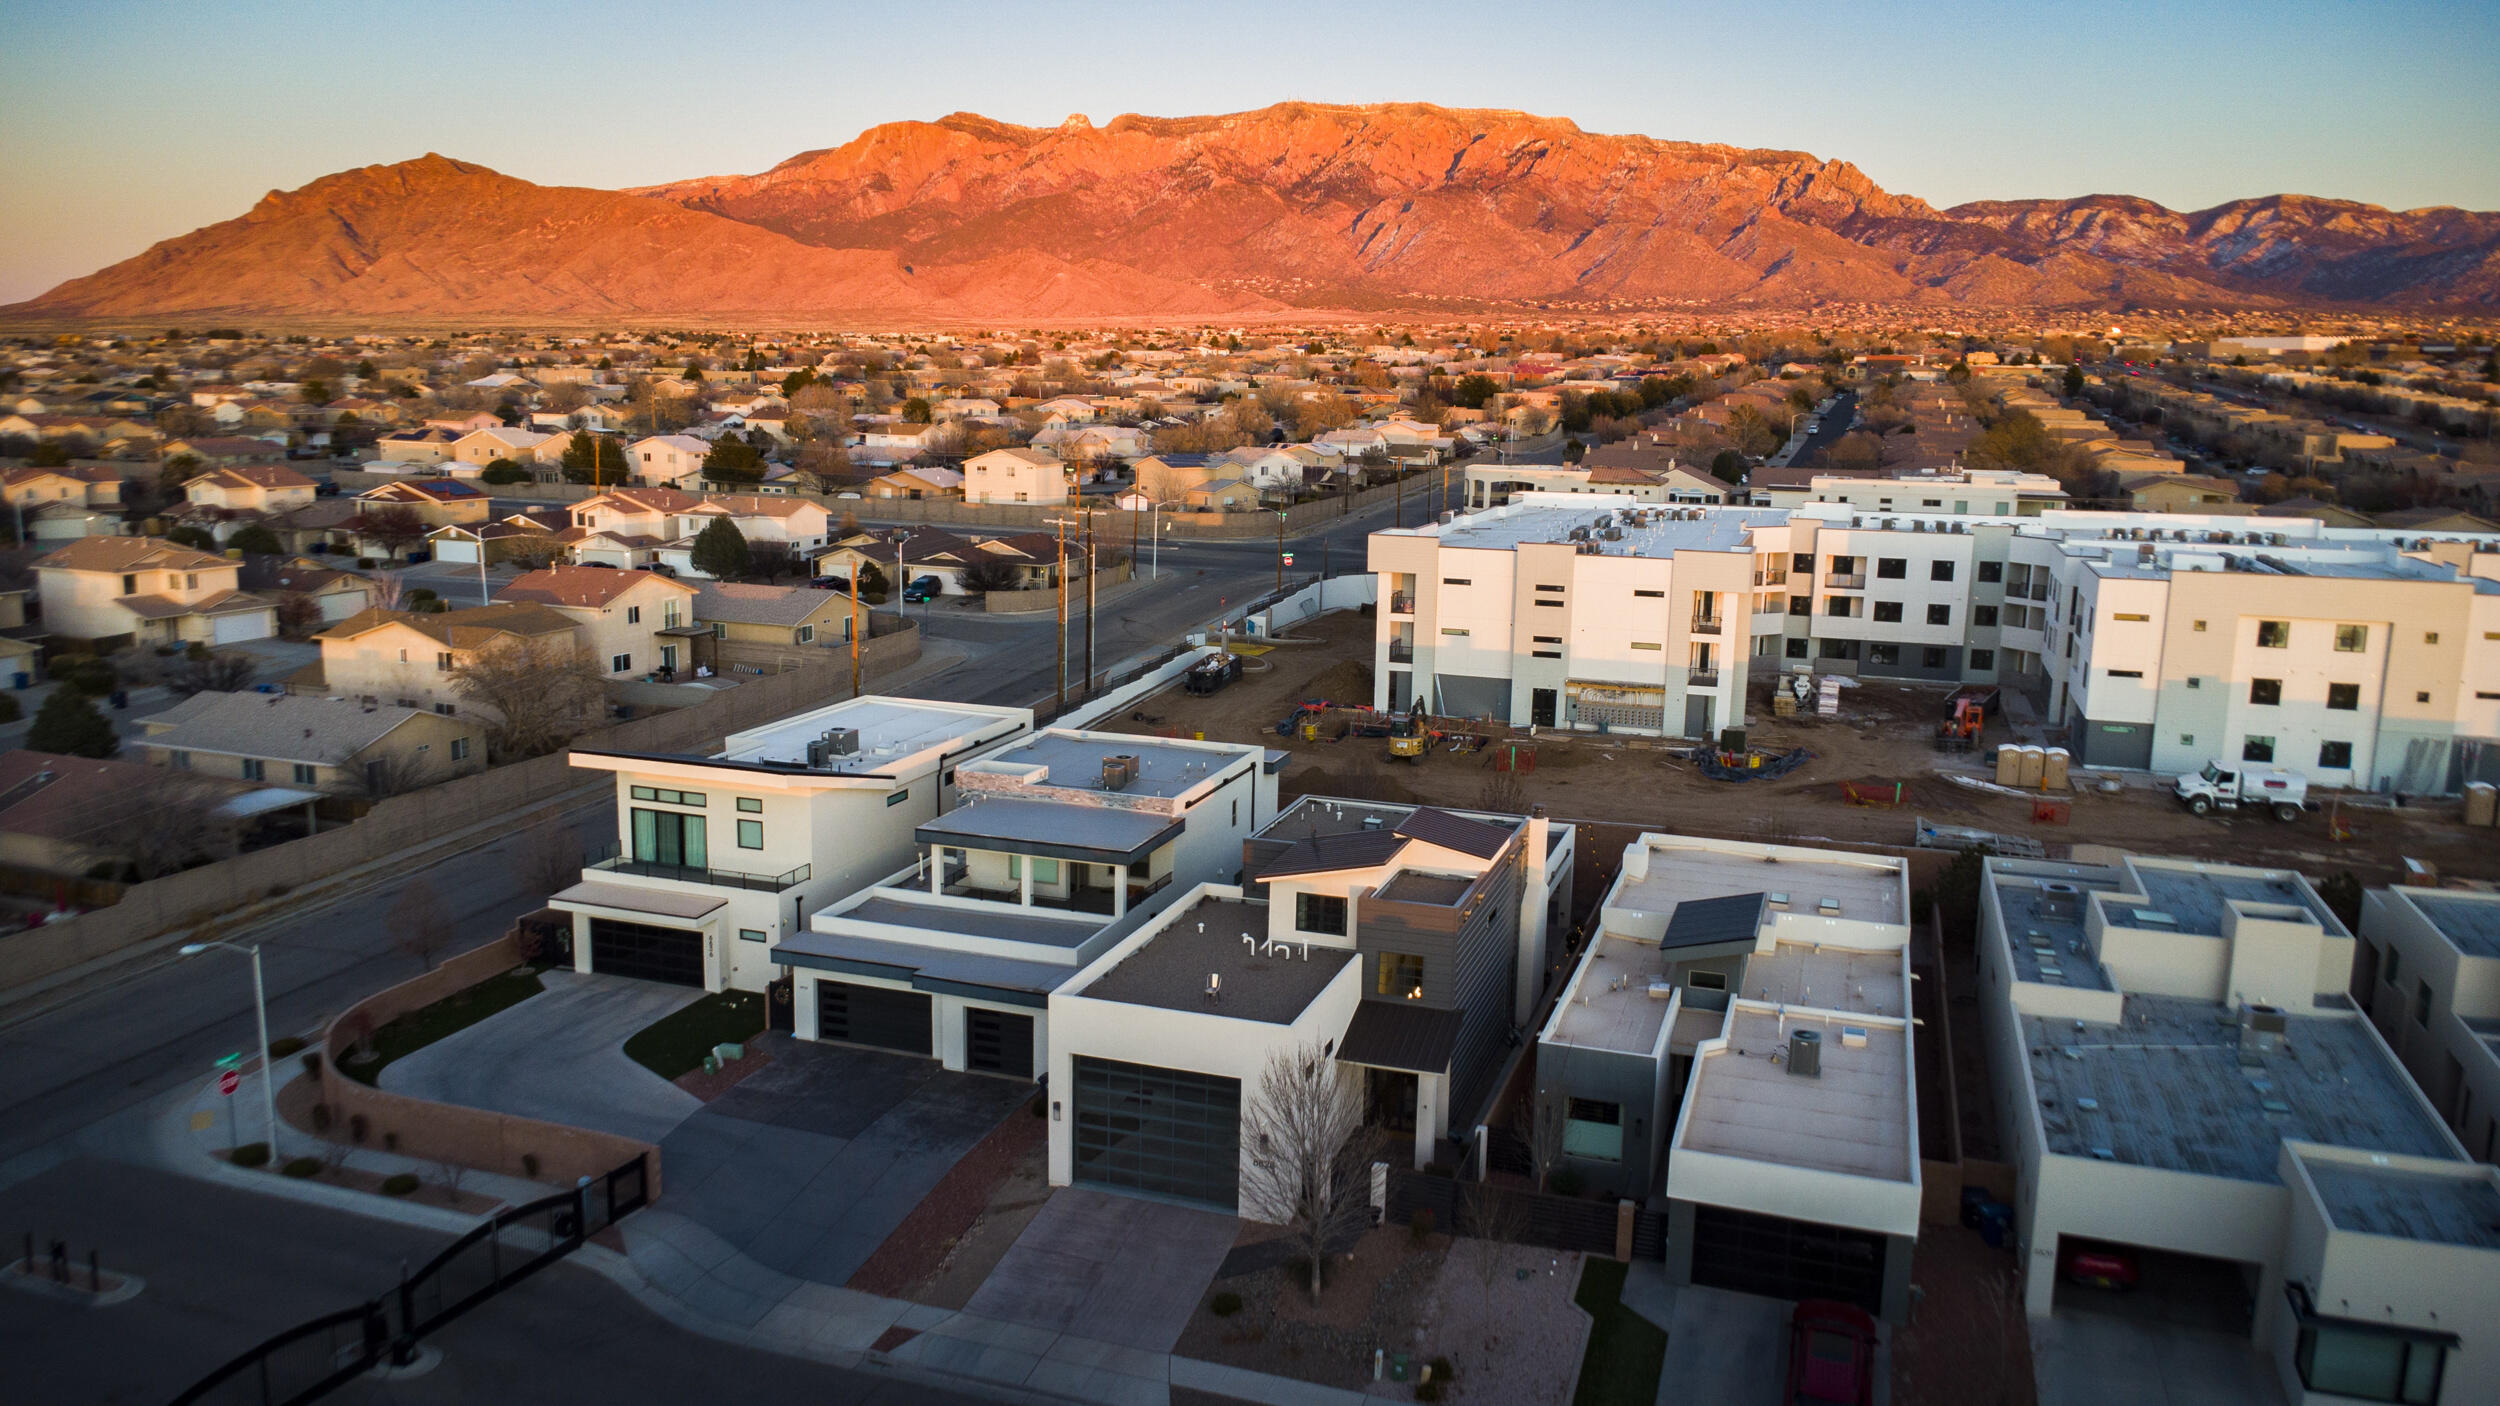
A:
[2304,1161,2500,1251]
[1993,868,2122,992]
[974,731,1249,800]
[2126,862,2339,938]
[1078,895,1351,1024]
[1407,501,1783,556]
[917,797,1182,863]
[1740,942,1905,1019]
[1681,1007,1912,1182]
[2021,995,2455,1182]
[1376,870,1473,906]
[835,892,1103,949]
[549,880,725,921]
[771,929,1075,999]
[1260,796,1416,842]
[1550,933,1679,1053]
[1615,840,1905,928]
[2407,891,2500,961]
[714,696,1024,773]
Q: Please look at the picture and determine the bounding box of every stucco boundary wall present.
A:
[0,660,880,993]
[315,933,661,1194]
[329,466,1458,540]
[981,560,1134,614]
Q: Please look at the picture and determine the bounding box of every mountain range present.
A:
[15,102,2498,322]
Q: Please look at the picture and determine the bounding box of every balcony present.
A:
[1825,572,1866,590]
[590,853,812,892]
[1752,569,1788,587]
[1389,593,1415,615]
[1690,617,1722,636]
[942,869,1172,916]
[1388,641,1415,663]
[1688,669,1722,689]
[2026,582,2050,601]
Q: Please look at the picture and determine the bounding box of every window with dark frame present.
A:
[1295,892,1347,936]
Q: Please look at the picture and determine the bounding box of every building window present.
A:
[1532,650,1561,658]
[886,787,909,807]
[629,786,707,806]
[2113,612,2150,622]
[1788,595,1811,617]
[2319,741,2353,769]
[797,624,814,644]
[738,928,767,943]
[1791,553,1814,572]
[1927,604,1952,626]
[1440,627,1469,637]
[1977,560,2002,583]
[2250,679,2282,706]
[1923,646,1948,669]
[737,797,762,813]
[2180,734,2195,746]
[2424,632,2439,645]
[1785,638,1809,659]
[1975,605,1998,628]
[1872,601,1902,622]
[1969,649,1994,671]
[2384,946,2401,988]
[292,763,317,785]
[1930,560,1955,582]
[1633,588,1664,599]
[450,737,470,761]
[630,808,707,867]
[1629,641,1660,651]
[2327,683,2359,711]
[2334,624,2368,652]
[2416,691,2431,704]
[2257,620,2289,648]
[2413,980,2432,1028]
[240,759,265,781]
[436,651,453,671]
[1297,893,1348,936]
[610,652,631,673]
[434,703,455,716]
[1441,577,1471,586]
[169,750,191,770]
[1868,644,1900,667]
[1563,1098,1623,1162]
[1876,558,1906,579]
[712,622,726,639]
[734,819,763,850]
[2107,669,2144,679]
[2193,619,2207,632]
[2242,736,2276,763]
[1376,950,1424,999]
[2292,1302,2449,1404]
[626,605,641,624]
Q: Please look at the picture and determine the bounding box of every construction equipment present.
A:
[1936,696,1985,752]
[2174,760,2311,821]
[1914,818,2047,859]
[1184,652,1243,696]
[1841,780,1907,809]
[1388,710,1428,762]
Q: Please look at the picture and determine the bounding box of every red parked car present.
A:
[1786,1299,1879,1406]
[2059,1240,2141,1291]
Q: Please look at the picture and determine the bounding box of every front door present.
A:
[1366,1066,1418,1134]
[660,644,678,674]
[1530,688,1557,727]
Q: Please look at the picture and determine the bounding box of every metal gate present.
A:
[816,981,931,1055]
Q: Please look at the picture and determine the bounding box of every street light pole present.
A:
[1274,509,1286,592]
[178,940,279,1160]
[1044,514,1074,714]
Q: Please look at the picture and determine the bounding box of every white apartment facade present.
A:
[554,697,1033,994]
[2358,885,2500,1166]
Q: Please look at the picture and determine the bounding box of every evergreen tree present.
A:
[28,688,117,759]
[702,436,766,484]
[561,432,627,484]
[690,517,750,580]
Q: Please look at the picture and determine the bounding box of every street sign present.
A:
[1282,553,1295,566]
[214,1052,242,1069]
[217,1068,241,1097]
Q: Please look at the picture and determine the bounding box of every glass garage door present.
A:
[1071,1056,1240,1211]
[587,919,704,987]
[815,981,932,1055]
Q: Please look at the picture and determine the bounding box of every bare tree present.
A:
[389,878,455,973]
[1133,458,1200,508]
[746,540,796,584]
[75,770,235,881]
[1477,772,1527,817]
[362,570,405,613]
[347,748,435,801]
[508,821,585,899]
[499,535,569,572]
[447,636,609,760]
[358,505,428,560]
[958,557,1025,596]
[1523,1085,1569,1193]
[1238,1041,1370,1303]
[165,650,258,696]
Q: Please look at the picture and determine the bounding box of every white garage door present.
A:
[433,538,478,563]
[211,611,271,644]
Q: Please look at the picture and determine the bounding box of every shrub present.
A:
[0,696,18,726]
[521,1153,541,1179]
[1550,1167,1585,1198]
[300,1051,321,1078]
[267,1035,307,1058]
[1409,1207,1436,1244]
[1415,1382,1443,1403]
[1029,1094,1047,1118]
[382,1131,398,1153]
[1429,1356,1456,1382]
[1209,1291,1243,1317]
[281,1156,322,1178]
[231,1142,270,1168]
[309,1103,332,1133]
[381,1173,420,1196]
[348,1113,368,1144]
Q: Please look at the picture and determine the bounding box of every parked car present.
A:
[902,575,942,602]
[807,575,853,594]
[2059,1240,2140,1291]
[647,562,678,578]
[1785,1300,1878,1406]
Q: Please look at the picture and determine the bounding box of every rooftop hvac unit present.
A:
[2241,1004,2288,1056]
[822,726,861,756]
[1786,1028,1822,1078]
[2038,880,2082,923]
[1100,754,1140,791]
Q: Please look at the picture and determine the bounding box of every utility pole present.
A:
[1045,514,1073,714]
[1274,509,1286,591]
[1082,512,1096,699]
[1393,461,1403,529]
[849,555,863,699]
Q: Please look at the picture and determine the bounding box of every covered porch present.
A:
[1335,999,1462,1171]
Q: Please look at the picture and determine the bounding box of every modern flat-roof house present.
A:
[1537,833,1917,1317]
[554,697,1033,994]
[1040,797,1575,1211]
[770,730,1282,1081]
[1977,853,2498,1401]
[2358,885,2500,1166]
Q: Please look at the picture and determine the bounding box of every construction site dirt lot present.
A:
[1094,607,2497,893]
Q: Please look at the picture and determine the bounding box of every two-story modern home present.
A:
[33,536,277,645]
[2358,884,2500,1165]
[1539,833,1918,1317]
[494,565,699,679]
[553,697,1035,994]
[770,730,1284,1079]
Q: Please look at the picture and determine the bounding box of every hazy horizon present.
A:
[4,0,2495,305]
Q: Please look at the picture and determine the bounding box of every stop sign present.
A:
[218,1068,241,1097]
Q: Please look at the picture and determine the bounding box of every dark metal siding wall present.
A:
[1357,842,1524,1125]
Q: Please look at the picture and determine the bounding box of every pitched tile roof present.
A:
[36,536,232,574]
[137,692,446,766]
[495,565,687,609]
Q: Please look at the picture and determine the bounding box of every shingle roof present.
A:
[1251,827,1409,880]
[496,565,685,609]
[137,692,443,766]
[689,582,848,627]
[36,536,231,574]
[316,602,577,648]
[1393,807,1515,860]
[1336,1001,1464,1075]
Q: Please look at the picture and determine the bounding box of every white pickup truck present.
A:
[2174,761,2310,821]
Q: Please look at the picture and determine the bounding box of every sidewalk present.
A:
[118,1067,1377,1406]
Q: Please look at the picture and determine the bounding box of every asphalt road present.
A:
[1788,390,1859,465]
[0,1158,989,1406]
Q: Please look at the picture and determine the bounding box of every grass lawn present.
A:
[623,989,768,1080]
[1573,1258,1669,1406]
[337,965,547,1086]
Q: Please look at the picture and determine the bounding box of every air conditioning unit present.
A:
[821,726,861,756]
[1101,754,1140,791]
[1786,1028,1822,1078]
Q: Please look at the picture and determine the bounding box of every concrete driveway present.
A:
[1655,1283,1789,1406]
[963,1188,1239,1353]
[657,1039,1030,1287]
[2033,1312,2285,1406]
[379,970,702,1144]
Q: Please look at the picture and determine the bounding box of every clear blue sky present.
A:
[4,0,2495,303]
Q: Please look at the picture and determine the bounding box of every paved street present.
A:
[0,1158,992,1406]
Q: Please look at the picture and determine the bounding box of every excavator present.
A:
[1935,695,1985,752]
[1387,709,1428,763]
